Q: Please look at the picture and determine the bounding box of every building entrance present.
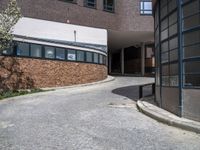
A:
[109,44,155,76]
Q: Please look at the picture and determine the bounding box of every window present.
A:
[84,0,96,8]
[162,76,170,86]
[99,55,103,64]
[45,46,55,59]
[2,46,13,55]
[77,50,85,62]
[4,41,107,66]
[59,0,76,3]
[184,61,200,87]
[93,53,99,63]
[67,49,76,61]
[17,42,29,56]
[103,56,107,65]
[56,48,65,60]
[182,0,200,88]
[183,30,200,46]
[140,0,152,15]
[104,0,115,12]
[30,44,42,58]
[86,52,93,62]
[184,44,200,59]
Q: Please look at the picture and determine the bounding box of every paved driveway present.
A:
[0,77,200,150]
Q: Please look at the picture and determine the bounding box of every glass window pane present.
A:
[144,11,152,14]
[160,0,167,8]
[161,41,169,53]
[170,63,178,75]
[86,52,93,62]
[161,18,168,31]
[161,52,169,63]
[140,1,152,15]
[99,55,103,64]
[170,75,179,87]
[185,61,200,74]
[45,46,55,59]
[30,44,42,58]
[85,0,96,7]
[162,64,169,76]
[169,37,178,50]
[144,2,152,9]
[17,42,29,56]
[183,0,199,17]
[162,76,170,86]
[104,0,114,12]
[67,49,76,61]
[2,46,13,55]
[103,56,107,65]
[140,2,143,9]
[169,11,177,26]
[169,23,177,37]
[93,53,99,63]
[183,14,200,30]
[183,30,200,46]
[169,49,178,62]
[77,50,85,62]
[184,44,200,58]
[56,48,65,60]
[161,29,168,41]
[184,74,200,87]
[168,0,177,12]
[161,5,167,19]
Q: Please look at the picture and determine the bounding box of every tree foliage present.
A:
[0,0,21,52]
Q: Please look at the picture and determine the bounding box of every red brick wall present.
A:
[0,56,107,90]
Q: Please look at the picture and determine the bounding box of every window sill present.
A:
[58,0,77,5]
[103,9,115,13]
[140,14,153,16]
[84,5,97,10]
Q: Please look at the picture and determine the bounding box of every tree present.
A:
[0,0,21,52]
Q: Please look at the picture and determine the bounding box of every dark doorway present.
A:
[111,51,121,74]
[124,46,141,74]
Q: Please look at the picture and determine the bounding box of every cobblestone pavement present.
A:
[0,77,200,150]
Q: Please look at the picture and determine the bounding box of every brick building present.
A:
[0,0,154,89]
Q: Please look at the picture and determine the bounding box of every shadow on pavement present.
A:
[112,85,152,101]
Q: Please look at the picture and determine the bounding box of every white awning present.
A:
[12,17,107,47]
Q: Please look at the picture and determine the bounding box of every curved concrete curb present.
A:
[42,75,115,91]
[137,100,200,134]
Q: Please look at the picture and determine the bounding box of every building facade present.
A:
[0,0,154,89]
[153,0,200,121]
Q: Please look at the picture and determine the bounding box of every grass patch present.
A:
[0,89,49,100]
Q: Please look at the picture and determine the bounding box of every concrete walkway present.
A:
[0,77,200,150]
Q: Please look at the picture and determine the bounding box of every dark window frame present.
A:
[30,43,43,58]
[5,41,107,66]
[103,0,115,13]
[58,0,77,4]
[16,42,30,57]
[140,0,153,16]
[84,0,96,9]
[44,46,56,59]
[182,0,200,88]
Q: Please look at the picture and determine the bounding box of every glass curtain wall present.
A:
[154,0,200,116]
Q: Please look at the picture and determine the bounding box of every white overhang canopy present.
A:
[12,17,108,52]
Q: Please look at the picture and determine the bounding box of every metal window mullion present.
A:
[177,0,183,117]
[158,0,163,107]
